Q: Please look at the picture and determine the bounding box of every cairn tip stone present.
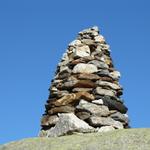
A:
[39,26,129,137]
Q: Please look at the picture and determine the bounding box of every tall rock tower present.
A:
[39,26,129,137]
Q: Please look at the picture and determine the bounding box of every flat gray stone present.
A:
[73,63,98,74]
[96,80,121,90]
[46,113,94,137]
[76,100,110,117]
[89,116,123,129]
[95,87,116,97]
[110,112,129,124]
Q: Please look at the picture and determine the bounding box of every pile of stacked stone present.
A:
[39,26,129,137]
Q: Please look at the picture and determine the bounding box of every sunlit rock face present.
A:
[39,26,129,137]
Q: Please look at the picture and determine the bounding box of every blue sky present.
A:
[0,0,150,144]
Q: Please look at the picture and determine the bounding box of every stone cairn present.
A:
[39,26,129,137]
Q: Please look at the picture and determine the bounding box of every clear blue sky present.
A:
[0,0,150,144]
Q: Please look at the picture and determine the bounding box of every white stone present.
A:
[47,113,94,137]
[94,35,105,43]
[80,99,88,104]
[92,99,104,105]
[110,71,121,80]
[98,126,115,132]
[73,63,98,74]
[73,45,90,58]
[96,80,121,90]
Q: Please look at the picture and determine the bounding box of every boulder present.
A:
[45,113,94,137]
[88,116,123,129]
[76,100,110,117]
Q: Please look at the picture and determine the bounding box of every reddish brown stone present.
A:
[75,80,96,88]
[53,92,95,106]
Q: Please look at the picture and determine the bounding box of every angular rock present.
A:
[103,96,128,114]
[76,100,110,117]
[73,63,98,74]
[53,92,95,106]
[95,87,116,97]
[41,115,59,126]
[96,80,122,90]
[97,126,115,132]
[73,45,90,58]
[48,106,75,114]
[88,116,123,129]
[47,113,94,137]
[110,112,129,124]
[88,60,109,69]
